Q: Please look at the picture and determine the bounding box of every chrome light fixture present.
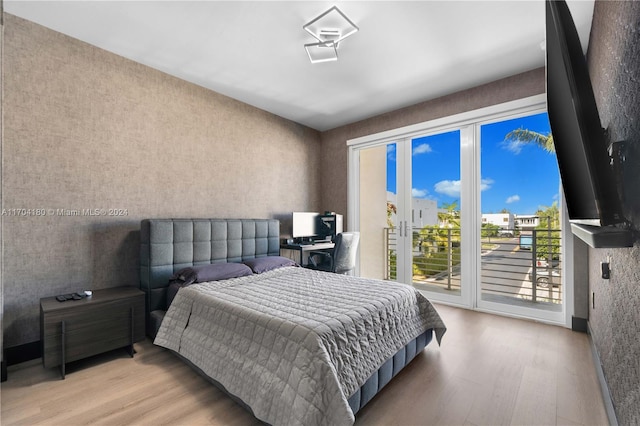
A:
[303,6,359,64]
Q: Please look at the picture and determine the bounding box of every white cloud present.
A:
[387,144,396,161]
[412,188,429,198]
[434,180,461,197]
[481,178,494,191]
[435,178,493,197]
[412,143,432,156]
[506,194,520,204]
[502,139,525,155]
[434,178,493,197]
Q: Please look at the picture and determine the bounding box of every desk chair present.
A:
[307,232,360,274]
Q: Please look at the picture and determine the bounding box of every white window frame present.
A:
[347,94,573,328]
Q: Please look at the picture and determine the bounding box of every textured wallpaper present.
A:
[2,14,321,347]
[1,11,545,352]
[1,8,5,362]
[587,2,640,425]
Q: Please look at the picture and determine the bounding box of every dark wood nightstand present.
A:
[40,287,145,379]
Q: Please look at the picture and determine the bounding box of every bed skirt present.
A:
[170,328,433,421]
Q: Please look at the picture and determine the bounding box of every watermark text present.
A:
[1,208,129,217]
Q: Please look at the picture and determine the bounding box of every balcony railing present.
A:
[384,225,562,306]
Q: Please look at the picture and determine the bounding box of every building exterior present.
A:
[387,192,438,228]
[514,214,540,231]
[481,213,515,230]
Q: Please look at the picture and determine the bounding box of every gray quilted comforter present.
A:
[154,266,446,426]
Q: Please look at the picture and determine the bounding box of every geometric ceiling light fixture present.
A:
[303,6,359,64]
[304,40,339,64]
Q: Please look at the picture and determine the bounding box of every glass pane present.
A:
[360,143,397,280]
[410,131,461,295]
[480,112,563,311]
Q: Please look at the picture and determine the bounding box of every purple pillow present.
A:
[167,262,254,307]
[166,281,184,307]
[243,256,298,273]
[170,262,253,286]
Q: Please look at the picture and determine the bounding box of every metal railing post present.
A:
[531,229,537,302]
[547,217,553,295]
[384,228,389,280]
[447,228,452,291]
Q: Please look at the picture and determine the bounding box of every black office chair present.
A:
[307,232,360,274]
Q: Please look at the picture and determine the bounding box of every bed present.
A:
[140,218,446,426]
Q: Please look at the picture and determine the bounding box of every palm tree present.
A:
[386,201,397,228]
[417,200,460,252]
[505,128,555,153]
[438,201,460,228]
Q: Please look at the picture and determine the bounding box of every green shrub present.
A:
[413,248,461,277]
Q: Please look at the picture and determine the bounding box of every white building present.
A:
[515,214,540,231]
[482,213,515,230]
[387,192,438,228]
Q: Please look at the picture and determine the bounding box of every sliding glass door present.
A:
[477,112,564,322]
[354,127,471,306]
[409,131,463,300]
[348,95,570,326]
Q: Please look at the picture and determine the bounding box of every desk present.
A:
[280,242,334,266]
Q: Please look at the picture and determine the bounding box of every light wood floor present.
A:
[1,304,609,426]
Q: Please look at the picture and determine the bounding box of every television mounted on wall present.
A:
[545,0,632,247]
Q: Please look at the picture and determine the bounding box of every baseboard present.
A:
[1,359,7,382]
[5,340,41,366]
[587,322,619,426]
[571,316,588,332]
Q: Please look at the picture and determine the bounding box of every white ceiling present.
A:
[5,1,595,131]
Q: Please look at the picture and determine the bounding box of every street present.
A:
[481,238,562,303]
[414,237,562,305]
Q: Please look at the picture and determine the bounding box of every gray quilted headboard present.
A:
[140,218,280,337]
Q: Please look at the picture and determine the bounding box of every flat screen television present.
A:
[545,0,626,228]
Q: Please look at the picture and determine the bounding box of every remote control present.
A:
[56,295,67,302]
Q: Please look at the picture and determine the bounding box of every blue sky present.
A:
[387,112,560,215]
